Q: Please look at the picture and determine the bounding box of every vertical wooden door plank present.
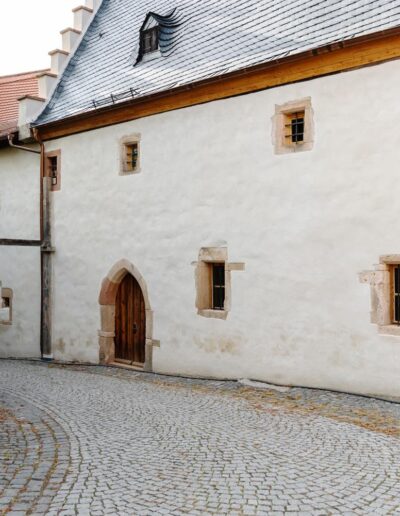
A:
[114,273,146,366]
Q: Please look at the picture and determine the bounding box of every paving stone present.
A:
[0,360,400,514]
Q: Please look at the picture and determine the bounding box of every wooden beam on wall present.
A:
[0,239,42,247]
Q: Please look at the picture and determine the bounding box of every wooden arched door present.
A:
[115,274,146,366]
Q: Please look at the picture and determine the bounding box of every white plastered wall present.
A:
[45,58,400,398]
[0,147,40,239]
[0,147,41,358]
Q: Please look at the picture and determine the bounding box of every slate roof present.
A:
[36,0,400,125]
[0,70,45,137]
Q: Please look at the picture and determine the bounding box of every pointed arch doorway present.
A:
[98,259,154,371]
[115,273,146,366]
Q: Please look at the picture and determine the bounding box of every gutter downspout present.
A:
[8,133,54,361]
[7,135,41,155]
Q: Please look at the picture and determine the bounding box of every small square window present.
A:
[0,288,12,325]
[285,111,305,144]
[273,98,313,154]
[120,137,141,175]
[125,143,139,172]
[45,150,61,191]
[142,27,159,54]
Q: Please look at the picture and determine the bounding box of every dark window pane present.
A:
[48,156,58,185]
[125,143,138,170]
[394,266,400,323]
[142,27,159,54]
[291,117,304,143]
[212,264,225,310]
[213,264,224,285]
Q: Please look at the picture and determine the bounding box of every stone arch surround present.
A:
[98,259,154,371]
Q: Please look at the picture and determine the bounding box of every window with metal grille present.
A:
[393,265,400,324]
[48,157,58,186]
[45,150,61,191]
[285,111,305,144]
[124,143,139,172]
[142,27,159,54]
[212,264,225,310]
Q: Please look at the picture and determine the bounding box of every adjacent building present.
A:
[0,70,45,357]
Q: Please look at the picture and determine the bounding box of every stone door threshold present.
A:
[111,361,144,372]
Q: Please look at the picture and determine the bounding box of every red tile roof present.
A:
[0,70,47,137]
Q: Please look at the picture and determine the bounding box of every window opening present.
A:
[212,264,225,310]
[285,111,305,144]
[142,27,159,54]
[124,143,139,172]
[0,289,12,325]
[48,156,58,186]
[45,150,61,191]
[393,265,400,324]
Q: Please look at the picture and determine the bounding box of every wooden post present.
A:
[41,175,53,360]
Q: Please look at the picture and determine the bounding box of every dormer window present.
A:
[142,26,159,54]
[135,10,181,65]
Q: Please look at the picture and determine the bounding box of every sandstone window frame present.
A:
[45,149,61,191]
[193,247,245,320]
[120,134,141,175]
[272,97,314,154]
[359,255,400,336]
[0,287,13,326]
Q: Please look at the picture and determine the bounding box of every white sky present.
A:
[0,0,79,76]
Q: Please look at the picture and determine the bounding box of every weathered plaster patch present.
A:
[194,335,241,356]
[55,338,66,354]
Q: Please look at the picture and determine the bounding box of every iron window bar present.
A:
[285,111,305,144]
[125,144,138,170]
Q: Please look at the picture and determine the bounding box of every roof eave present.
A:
[34,25,400,141]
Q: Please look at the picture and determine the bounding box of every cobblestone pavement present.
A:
[1,361,400,515]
